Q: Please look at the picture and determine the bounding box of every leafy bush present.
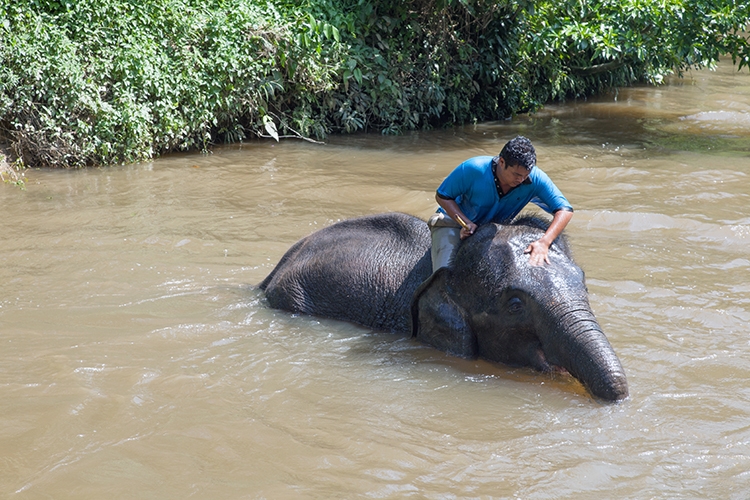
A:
[1,0,748,167]
[0,0,345,167]
[521,0,750,106]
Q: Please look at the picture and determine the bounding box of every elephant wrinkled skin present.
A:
[259,212,628,401]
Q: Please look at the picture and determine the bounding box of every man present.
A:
[428,136,573,272]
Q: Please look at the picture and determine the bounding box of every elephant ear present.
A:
[410,268,477,358]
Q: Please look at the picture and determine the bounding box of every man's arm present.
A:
[524,209,573,266]
[435,194,477,240]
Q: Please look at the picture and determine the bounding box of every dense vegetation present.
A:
[1,0,749,168]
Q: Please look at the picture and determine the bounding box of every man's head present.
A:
[499,136,536,170]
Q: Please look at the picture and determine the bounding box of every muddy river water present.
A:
[2,60,750,498]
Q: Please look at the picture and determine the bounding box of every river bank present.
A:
[3,0,748,169]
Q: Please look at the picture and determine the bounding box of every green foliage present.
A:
[0,0,344,166]
[521,0,750,106]
[1,0,748,167]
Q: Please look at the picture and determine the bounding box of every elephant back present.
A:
[260,212,432,334]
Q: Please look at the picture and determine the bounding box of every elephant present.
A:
[259,212,628,401]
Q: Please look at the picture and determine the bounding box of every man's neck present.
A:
[493,163,512,196]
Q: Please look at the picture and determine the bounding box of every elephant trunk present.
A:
[544,300,629,402]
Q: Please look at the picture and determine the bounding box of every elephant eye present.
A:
[508,297,524,314]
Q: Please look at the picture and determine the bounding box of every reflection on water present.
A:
[2,60,750,498]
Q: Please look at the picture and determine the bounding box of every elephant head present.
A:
[411,218,629,402]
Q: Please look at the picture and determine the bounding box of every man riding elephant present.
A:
[430,135,573,271]
[259,136,629,401]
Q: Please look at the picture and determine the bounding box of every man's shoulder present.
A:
[459,155,494,173]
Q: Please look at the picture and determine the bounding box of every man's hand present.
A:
[524,239,551,266]
[435,195,478,240]
[524,209,573,266]
[459,222,477,240]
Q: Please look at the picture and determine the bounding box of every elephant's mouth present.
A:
[531,347,569,376]
[549,364,570,376]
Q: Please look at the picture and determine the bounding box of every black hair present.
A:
[499,136,536,170]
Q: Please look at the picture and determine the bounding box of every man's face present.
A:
[497,158,531,188]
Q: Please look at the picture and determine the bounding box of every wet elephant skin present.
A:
[259,212,628,401]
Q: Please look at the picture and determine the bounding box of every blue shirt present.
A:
[436,156,572,225]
